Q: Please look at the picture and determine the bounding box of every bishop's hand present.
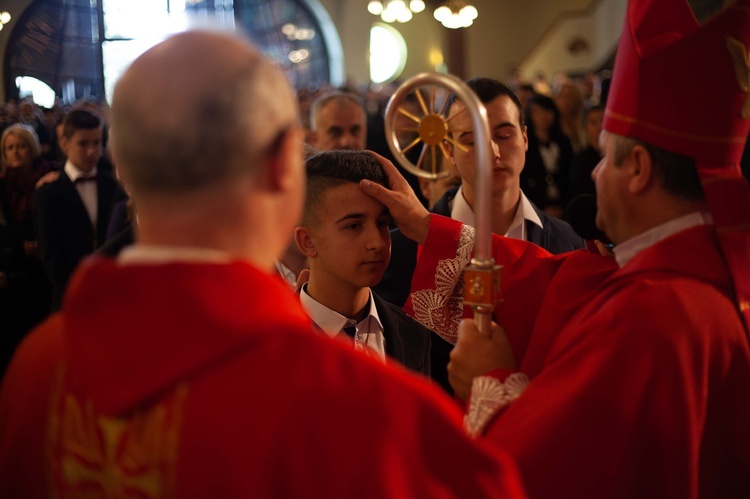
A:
[359,151,431,245]
[448,318,516,401]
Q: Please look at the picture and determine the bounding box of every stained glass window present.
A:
[6,0,338,104]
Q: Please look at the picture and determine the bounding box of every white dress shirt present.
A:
[450,186,543,240]
[299,285,387,362]
[64,161,98,227]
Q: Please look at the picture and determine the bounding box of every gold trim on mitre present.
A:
[605,109,747,144]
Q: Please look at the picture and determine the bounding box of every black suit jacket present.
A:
[373,186,584,393]
[372,292,432,377]
[33,170,121,310]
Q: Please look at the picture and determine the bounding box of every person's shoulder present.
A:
[372,291,407,315]
[431,186,460,216]
[375,294,431,332]
[32,174,67,203]
[533,207,585,252]
[541,213,579,238]
[1,315,64,400]
[595,268,744,348]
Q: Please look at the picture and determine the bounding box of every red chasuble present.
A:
[407,214,750,499]
[0,257,527,498]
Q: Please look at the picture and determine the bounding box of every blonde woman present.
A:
[0,123,54,377]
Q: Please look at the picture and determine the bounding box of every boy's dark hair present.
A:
[62,109,102,139]
[303,151,388,226]
[446,77,525,129]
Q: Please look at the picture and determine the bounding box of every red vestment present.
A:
[0,257,527,498]
[407,214,750,499]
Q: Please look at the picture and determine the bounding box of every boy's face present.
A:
[61,127,102,173]
[301,182,391,292]
[446,95,528,199]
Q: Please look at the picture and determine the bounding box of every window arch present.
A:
[5,0,342,104]
[369,22,407,84]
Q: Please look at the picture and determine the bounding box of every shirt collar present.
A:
[64,160,97,181]
[613,212,713,267]
[450,186,543,239]
[118,244,233,265]
[299,285,383,339]
[275,261,297,289]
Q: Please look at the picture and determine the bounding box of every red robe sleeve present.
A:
[472,281,750,499]
[405,214,573,367]
[410,218,750,498]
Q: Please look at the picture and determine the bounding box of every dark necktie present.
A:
[342,325,356,339]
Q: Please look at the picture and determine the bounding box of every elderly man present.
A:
[362,0,750,497]
[0,31,528,498]
[309,91,368,151]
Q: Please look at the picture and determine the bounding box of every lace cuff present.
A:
[464,373,530,438]
[411,224,475,344]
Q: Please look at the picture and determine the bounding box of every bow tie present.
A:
[74,175,96,184]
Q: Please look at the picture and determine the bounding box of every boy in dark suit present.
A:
[33,109,121,310]
[294,150,432,377]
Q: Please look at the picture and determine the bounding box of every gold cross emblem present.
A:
[727,37,750,119]
[48,384,187,498]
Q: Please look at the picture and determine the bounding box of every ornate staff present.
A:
[384,72,501,335]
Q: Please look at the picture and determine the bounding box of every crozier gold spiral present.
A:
[384,72,502,335]
[384,74,476,180]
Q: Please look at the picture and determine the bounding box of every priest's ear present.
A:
[294,226,318,258]
[264,126,305,193]
[627,144,656,195]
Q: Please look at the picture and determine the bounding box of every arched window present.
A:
[369,22,406,84]
[5,0,342,104]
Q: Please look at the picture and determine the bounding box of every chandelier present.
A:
[0,9,10,31]
[367,0,426,24]
[434,0,478,29]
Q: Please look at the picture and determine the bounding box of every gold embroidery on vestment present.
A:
[47,374,188,498]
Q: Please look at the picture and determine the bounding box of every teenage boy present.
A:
[294,150,431,376]
[33,109,121,310]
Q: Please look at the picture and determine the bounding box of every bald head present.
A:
[111,30,298,195]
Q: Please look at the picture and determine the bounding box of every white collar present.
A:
[450,186,543,239]
[64,160,97,181]
[275,261,297,289]
[613,212,712,267]
[299,285,383,339]
[118,244,233,265]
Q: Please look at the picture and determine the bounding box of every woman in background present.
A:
[554,81,586,154]
[521,93,574,219]
[0,124,54,378]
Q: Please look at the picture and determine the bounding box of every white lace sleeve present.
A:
[464,373,530,438]
[410,224,475,344]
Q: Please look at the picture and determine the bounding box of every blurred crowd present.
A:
[1,67,746,380]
